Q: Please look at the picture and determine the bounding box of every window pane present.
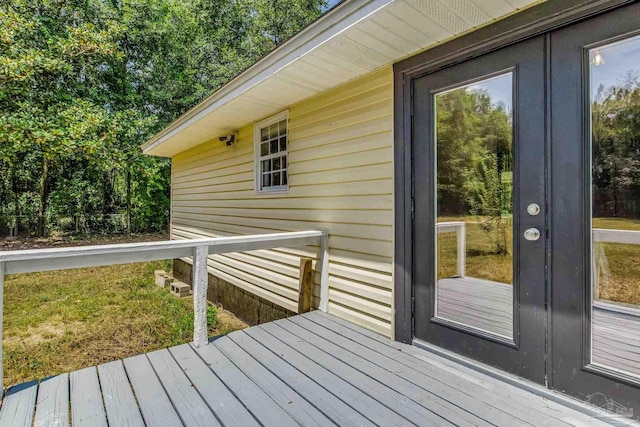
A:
[273,157,280,170]
[261,142,269,156]
[262,159,271,172]
[269,124,278,139]
[273,172,281,186]
[282,156,287,168]
[280,136,287,151]
[270,139,279,154]
[590,34,640,378]
[282,171,288,185]
[279,120,287,135]
[434,72,514,339]
[261,127,269,142]
[262,173,271,188]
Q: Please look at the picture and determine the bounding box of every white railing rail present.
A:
[593,228,640,245]
[0,230,329,389]
[437,221,466,277]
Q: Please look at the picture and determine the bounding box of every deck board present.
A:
[243,326,412,426]
[70,367,108,427]
[0,381,38,427]
[97,360,145,427]
[33,374,69,427]
[193,340,300,427]
[214,335,333,426]
[146,349,220,427]
[227,330,375,427]
[0,311,618,426]
[123,354,183,427]
[168,344,260,427]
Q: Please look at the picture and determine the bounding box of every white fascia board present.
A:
[142,0,394,157]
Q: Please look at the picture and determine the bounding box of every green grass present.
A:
[437,216,513,284]
[437,216,640,306]
[2,261,243,387]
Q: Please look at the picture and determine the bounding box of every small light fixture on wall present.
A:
[219,131,238,147]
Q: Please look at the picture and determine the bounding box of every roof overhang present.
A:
[142,0,543,157]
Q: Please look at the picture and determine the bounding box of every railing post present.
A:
[457,223,466,278]
[318,231,330,312]
[0,261,4,396]
[192,246,208,348]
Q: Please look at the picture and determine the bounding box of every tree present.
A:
[0,2,123,235]
[0,0,328,236]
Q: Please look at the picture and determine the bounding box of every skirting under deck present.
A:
[0,311,615,426]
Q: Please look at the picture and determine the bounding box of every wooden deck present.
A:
[0,311,614,426]
[437,277,513,337]
[438,276,640,375]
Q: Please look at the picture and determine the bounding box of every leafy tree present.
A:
[592,73,640,218]
[436,87,513,254]
[0,0,328,237]
[0,1,123,235]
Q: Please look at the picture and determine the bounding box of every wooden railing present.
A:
[0,230,329,388]
[437,221,466,278]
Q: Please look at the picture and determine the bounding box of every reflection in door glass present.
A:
[434,72,514,339]
[590,35,640,378]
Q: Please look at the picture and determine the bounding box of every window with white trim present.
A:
[255,111,288,192]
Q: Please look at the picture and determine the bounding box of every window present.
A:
[255,111,289,192]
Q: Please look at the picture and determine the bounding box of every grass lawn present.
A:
[437,216,513,284]
[3,260,247,387]
[437,216,640,306]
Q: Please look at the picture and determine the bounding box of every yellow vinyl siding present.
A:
[171,66,394,337]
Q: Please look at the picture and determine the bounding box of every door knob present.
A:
[524,228,541,241]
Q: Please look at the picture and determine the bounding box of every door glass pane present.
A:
[435,72,514,339]
[590,34,640,378]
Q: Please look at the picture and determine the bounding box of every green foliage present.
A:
[465,154,510,254]
[0,0,327,236]
[207,304,219,331]
[592,73,640,218]
[436,86,513,254]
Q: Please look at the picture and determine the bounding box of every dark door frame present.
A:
[393,0,635,344]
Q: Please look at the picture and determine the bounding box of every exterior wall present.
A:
[170,67,394,336]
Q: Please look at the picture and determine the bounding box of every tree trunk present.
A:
[126,167,132,235]
[37,158,50,237]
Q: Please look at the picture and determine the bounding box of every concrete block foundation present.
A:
[173,258,294,326]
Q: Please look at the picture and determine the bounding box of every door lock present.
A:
[527,203,541,216]
[524,228,541,241]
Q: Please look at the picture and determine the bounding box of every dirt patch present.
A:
[0,232,168,251]
[5,321,85,346]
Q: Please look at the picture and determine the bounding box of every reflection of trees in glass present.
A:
[436,85,513,255]
[592,71,640,219]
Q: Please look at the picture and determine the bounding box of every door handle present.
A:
[524,228,541,241]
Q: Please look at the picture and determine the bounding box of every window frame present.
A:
[254,110,290,194]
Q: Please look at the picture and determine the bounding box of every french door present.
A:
[411,1,640,413]
[412,36,547,384]
[550,3,640,413]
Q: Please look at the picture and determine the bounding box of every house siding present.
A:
[170,66,394,337]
